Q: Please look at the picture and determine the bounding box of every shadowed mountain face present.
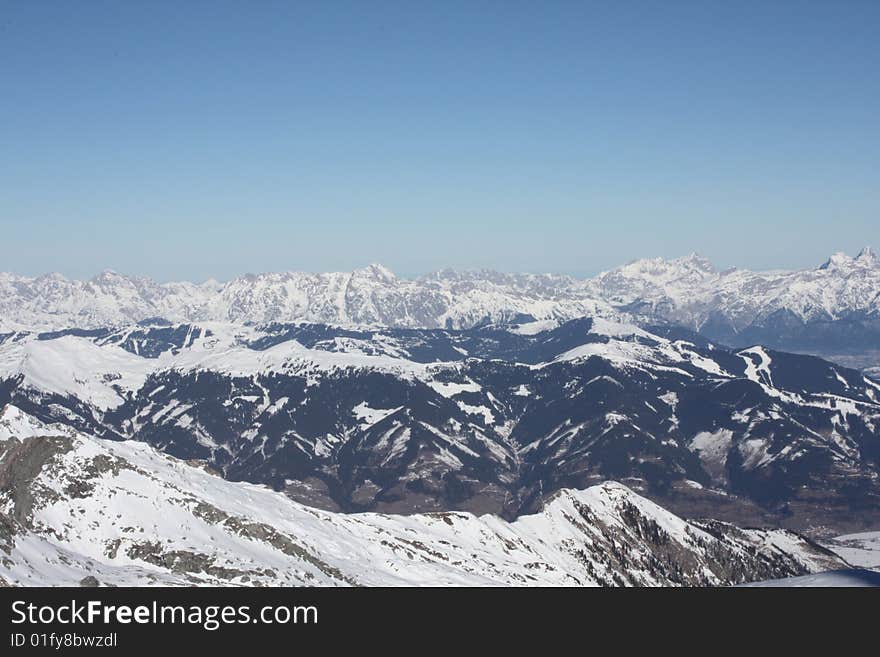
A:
[2,318,879,532]
[0,405,847,587]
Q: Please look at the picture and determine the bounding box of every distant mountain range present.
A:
[3,249,879,369]
[0,405,846,586]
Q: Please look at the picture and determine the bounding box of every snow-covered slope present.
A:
[822,531,880,570]
[0,405,845,587]
[0,322,428,411]
[743,569,880,587]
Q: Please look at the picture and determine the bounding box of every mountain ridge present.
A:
[3,318,879,531]
[0,404,847,587]
[2,248,877,331]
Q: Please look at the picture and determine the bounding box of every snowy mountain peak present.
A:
[819,248,878,271]
[820,251,853,270]
[90,269,135,285]
[34,271,69,283]
[857,246,877,265]
[356,263,397,283]
[610,253,717,282]
[676,252,716,273]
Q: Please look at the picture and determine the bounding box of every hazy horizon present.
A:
[2,246,876,285]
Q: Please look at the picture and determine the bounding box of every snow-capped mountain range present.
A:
[3,249,878,368]
[593,247,879,328]
[3,317,879,532]
[0,405,846,586]
[0,249,876,330]
[0,264,614,332]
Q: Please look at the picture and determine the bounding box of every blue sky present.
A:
[1,1,878,281]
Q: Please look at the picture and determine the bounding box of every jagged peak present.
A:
[421,266,506,278]
[91,268,124,280]
[817,249,877,270]
[857,246,876,264]
[611,252,717,278]
[820,252,845,270]
[199,278,224,290]
[89,269,158,288]
[354,263,397,282]
[35,272,70,283]
[549,481,633,502]
[674,252,716,273]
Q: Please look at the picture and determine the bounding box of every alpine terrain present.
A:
[1,315,879,532]
[2,252,879,586]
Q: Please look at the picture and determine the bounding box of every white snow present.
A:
[739,346,774,388]
[427,379,481,397]
[744,570,880,587]
[0,336,155,410]
[823,531,880,570]
[689,429,734,467]
[456,401,495,425]
[351,402,402,428]
[0,404,78,442]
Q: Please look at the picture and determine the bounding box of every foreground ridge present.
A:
[0,405,845,587]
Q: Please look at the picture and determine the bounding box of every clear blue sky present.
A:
[1,1,878,281]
